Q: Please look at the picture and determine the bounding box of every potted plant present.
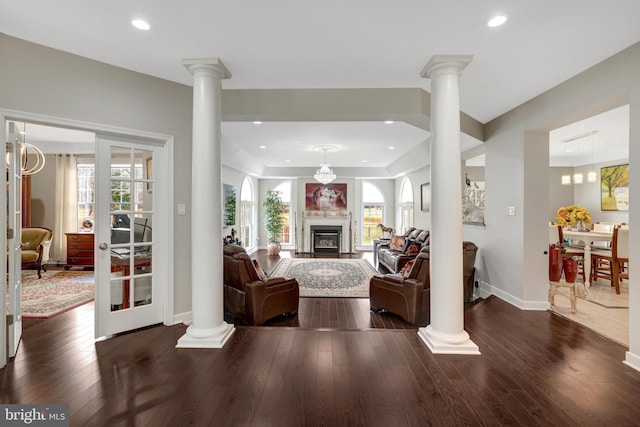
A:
[263,189,284,255]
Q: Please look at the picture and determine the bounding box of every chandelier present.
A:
[313,146,336,185]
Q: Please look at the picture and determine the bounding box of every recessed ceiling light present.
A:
[362,160,368,163]
[488,15,507,27]
[285,159,291,163]
[131,19,151,31]
[259,145,267,149]
[388,146,395,150]
[384,120,394,124]
[253,121,262,125]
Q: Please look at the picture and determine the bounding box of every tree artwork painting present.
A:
[600,164,629,211]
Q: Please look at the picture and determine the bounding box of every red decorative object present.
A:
[563,257,578,283]
[548,244,563,282]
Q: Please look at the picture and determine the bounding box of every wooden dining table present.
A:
[561,229,613,287]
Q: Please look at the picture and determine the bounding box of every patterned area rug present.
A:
[271,258,377,297]
[20,270,95,318]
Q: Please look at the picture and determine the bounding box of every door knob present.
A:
[99,242,108,250]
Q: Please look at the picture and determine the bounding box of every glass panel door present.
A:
[95,137,162,338]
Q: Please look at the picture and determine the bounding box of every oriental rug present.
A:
[271,258,377,297]
[19,270,95,318]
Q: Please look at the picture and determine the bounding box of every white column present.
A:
[417,55,479,355]
[177,58,234,348]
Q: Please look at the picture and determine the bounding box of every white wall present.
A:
[484,41,639,368]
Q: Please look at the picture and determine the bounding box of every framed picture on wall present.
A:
[421,183,430,212]
[600,164,629,211]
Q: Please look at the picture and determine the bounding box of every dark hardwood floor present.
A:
[3,250,640,426]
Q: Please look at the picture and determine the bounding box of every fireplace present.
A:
[311,225,341,254]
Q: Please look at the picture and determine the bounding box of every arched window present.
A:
[399,178,414,234]
[239,177,254,248]
[362,181,385,245]
[274,181,292,245]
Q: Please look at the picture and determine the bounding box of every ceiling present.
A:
[2,1,638,173]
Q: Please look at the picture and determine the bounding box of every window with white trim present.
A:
[399,178,414,234]
[274,182,292,245]
[362,181,384,245]
[239,178,254,248]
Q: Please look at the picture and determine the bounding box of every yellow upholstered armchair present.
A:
[21,227,53,278]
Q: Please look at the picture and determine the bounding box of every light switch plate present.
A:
[507,206,516,216]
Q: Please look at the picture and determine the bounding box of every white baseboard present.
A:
[478,280,549,311]
[172,311,192,325]
[624,351,640,373]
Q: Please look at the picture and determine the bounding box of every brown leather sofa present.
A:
[377,228,429,273]
[223,245,299,325]
[370,241,478,325]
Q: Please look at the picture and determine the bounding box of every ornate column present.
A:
[177,58,235,348]
[418,55,479,355]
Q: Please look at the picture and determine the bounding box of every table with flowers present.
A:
[555,205,612,287]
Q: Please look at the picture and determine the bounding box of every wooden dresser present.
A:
[64,232,94,270]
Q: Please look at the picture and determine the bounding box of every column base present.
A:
[176,322,235,348]
[417,325,480,355]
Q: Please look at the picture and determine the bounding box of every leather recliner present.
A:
[370,241,478,324]
[223,245,299,325]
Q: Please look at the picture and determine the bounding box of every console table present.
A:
[372,239,390,267]
[64,232,94,270]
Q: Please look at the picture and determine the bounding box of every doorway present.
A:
[1,113,173,367]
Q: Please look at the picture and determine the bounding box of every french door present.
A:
[94,136,165,338]
[5,122,23,358]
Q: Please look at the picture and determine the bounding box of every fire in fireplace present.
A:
[311,225,341,254]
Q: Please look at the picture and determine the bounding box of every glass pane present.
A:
[134,276,152,307]
[109,278,126,312]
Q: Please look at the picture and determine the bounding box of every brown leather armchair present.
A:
[370,241,478,325]
[223,245,299,326]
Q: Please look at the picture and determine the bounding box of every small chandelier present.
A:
[314,146,336,185]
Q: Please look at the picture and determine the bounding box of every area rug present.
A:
[583,279,629,308]
[271,258,377,297]
[20,271,95,318]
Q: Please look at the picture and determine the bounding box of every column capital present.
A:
[420,55,473,79]
[182,57,231,79]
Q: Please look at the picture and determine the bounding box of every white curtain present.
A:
[52,154,77,263]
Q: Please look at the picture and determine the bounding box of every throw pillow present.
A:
[253,259,267,281]
[389,235,406,251]
[400,259,415,278]
[403,240,422,255]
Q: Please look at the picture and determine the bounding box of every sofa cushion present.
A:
[253,260,267,281]
[389,235,406,251]
[403,240,422,255]
[400,259,415,277]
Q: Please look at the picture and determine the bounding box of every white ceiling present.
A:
[2,1,638,172]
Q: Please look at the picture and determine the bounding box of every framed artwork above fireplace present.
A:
[305,183,347,211]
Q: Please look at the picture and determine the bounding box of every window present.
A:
[239,177,254,248]
[77,162,144,231]
[362,181,384,245]
[399,178,414,234]
[274,182,292,245]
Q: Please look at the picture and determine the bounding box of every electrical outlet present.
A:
[177,203,186,215]
[507,206,516,216]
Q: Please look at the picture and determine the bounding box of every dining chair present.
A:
[590,226,628,294]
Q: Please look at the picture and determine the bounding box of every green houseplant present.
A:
[263,189,285,255]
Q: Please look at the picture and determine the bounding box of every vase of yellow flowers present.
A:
[555,205,591,231]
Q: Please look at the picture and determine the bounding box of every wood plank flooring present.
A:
[2,250,640,426]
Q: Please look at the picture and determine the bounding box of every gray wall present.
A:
[0,33,194,316]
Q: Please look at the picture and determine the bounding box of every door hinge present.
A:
[7,228,14,240]
[7,314,14,326]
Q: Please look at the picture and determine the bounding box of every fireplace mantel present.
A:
[299,213,352,253]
